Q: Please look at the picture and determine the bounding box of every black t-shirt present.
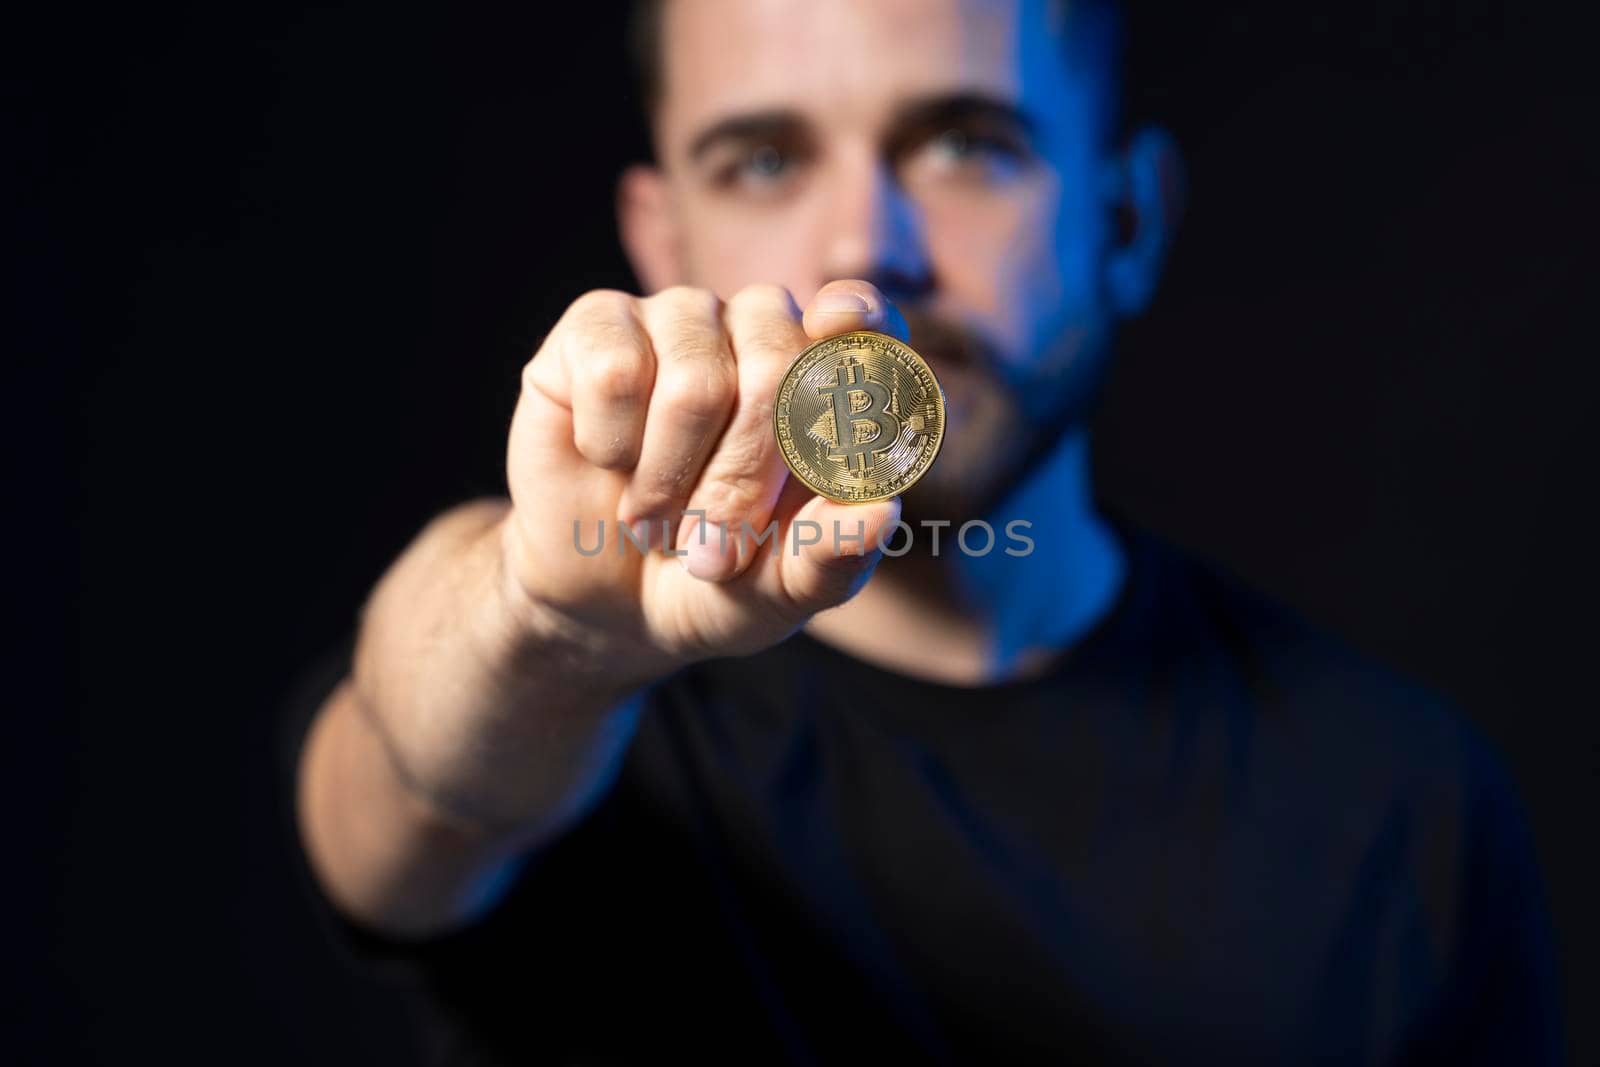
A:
[282,527,1562,1066]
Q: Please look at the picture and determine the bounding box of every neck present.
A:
[803,430,1126,686]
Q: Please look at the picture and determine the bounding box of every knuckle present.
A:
[659,358,735,422]
[710,428,772,483]
[743,321,803,364]
[655,322,725,369]
[729,282,795,315]
[652,284,721,320]
[661,330,725,369]
[644,476,688,510]
[650,288,726,362]
[581,348,648,405]
[727,286,801,361]
[568,287,633,321]
[576,426,637,470]
[519,354,543,397]
[691,472,764,525]
[573,315,647,362]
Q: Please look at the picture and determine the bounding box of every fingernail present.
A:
[813,291,870,313]
[684,521,735,581]
[675,517,699,571]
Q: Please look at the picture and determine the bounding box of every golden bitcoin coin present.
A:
[773,329,945,503]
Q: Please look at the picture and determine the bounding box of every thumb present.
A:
[801,279,910,342]
[772,488,902,617]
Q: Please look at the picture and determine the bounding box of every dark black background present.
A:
[10,2,1597,1063]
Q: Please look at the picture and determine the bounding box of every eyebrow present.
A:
[887,92,1038,139]
[683,91,1038,164]
[686,111,802,163]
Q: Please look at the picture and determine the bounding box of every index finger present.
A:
[800,279,910,343]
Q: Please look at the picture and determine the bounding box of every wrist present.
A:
[490,512,675,698]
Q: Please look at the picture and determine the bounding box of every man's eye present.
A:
[716,143,792,189]
[916,127,1029,181]
[745,144,787,178]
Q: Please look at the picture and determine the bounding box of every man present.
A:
[292,1,1561,1062]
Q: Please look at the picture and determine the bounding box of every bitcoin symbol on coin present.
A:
[773,330,945,503]
[816,360,902,471]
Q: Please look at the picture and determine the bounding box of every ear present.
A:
[1103,126,1185,317]
[617,163,686,293]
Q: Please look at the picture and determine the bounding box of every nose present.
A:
[820,157,934,304]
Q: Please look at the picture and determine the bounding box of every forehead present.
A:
[659,0,1070,138]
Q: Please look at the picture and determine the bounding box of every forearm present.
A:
[296,499,644,937]
[298,676,642,936]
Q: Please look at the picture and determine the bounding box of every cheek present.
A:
[925,178,1071,358]
[1029,176,1110,359]
[966,181,1109,374]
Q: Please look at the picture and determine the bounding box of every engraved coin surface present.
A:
[774,330,945,503]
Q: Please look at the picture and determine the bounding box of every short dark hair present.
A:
[626,0,667,120]
[626,0,1125,137]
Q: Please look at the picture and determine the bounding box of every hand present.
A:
[503,279,906,687]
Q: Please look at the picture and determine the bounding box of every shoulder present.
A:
[1120,526,1561,1058]
[1140,530,1460,734]
[1123,526,1527,839]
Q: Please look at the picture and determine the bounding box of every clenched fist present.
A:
[299,279,915,938]
[502,279,906,687]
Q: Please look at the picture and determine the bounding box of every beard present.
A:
[897,308,1109,525]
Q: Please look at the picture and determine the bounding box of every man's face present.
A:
[644,0,1120,517]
